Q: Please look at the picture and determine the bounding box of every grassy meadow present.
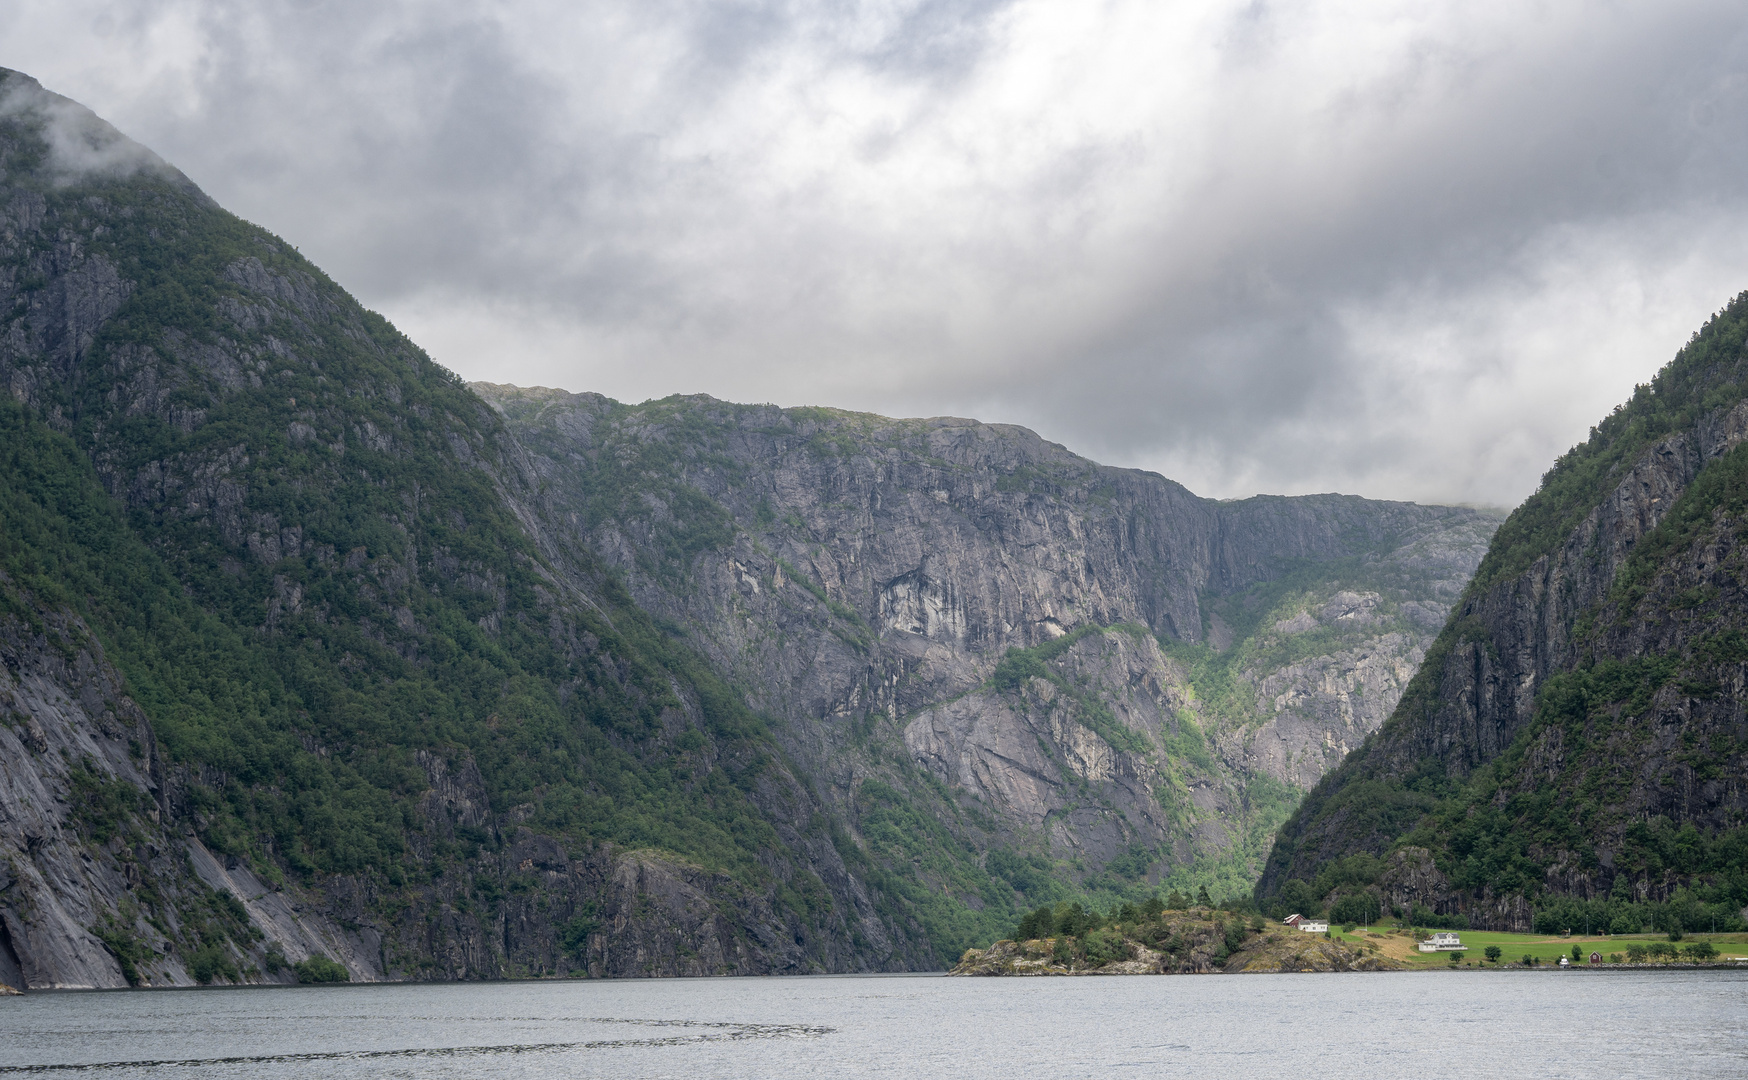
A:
[1320,926,1748,968]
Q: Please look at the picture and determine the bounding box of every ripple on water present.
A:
[0,970,1744,1079]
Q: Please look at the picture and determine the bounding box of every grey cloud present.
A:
[7,1,1748,506]
[0,70,192,189]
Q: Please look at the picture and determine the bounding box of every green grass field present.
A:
[1324,927,1748,968]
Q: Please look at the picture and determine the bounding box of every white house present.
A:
[1282,914,1330,933]
[1417,932,1464,952]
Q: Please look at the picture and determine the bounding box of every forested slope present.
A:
[0,67,934,987]
[0,65,1502,990]
[1258,295,1748,934]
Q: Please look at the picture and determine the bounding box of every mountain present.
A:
[1258,296,1748,936]
[0,68,932,987]
[0,66,1495,990]
[478,388,1499,913]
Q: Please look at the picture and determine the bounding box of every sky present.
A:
[8,1,1748,507]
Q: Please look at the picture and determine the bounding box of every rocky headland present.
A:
[950,908,1398,975]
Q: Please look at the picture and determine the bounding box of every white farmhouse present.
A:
[1417,932,1464,952]
[1282,914,1330,933]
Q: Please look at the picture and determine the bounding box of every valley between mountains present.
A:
[2,61,1744,993]
[0,67,1495,988]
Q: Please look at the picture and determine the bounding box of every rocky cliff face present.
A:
[0,585,390,990]
[0,67,933,988]
[479,387,1499,901]
[0,581,896,991]
[1260,299,1748,932]
[0,66,1499,989]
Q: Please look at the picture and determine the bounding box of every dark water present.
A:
[1,970,1743,1078]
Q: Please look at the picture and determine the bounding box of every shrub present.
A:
[1449,951,1465,964]
[560,912,600,961]
[1521,954,1536,966]
[1571,944,1582,962]
[262,947,288,973]
[187,944,238,985]
[1609,953,1622,963]
[1224,921,1250,953]
[1626,944,1648,962]
[1648,942,1677,960]
[1685,942,1718,961]
[1051,937,1074,965]
[1081,928,1129,967]
[294,955,351,983]
[1484,945,1502,963]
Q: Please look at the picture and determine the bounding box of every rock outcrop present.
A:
[949,909,1398,975]
[0,586,377,990]
[481,385,1499,898]
[1260,297,1748,931]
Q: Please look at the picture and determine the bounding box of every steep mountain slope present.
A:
[1259,296,1748,934]
[478,388,1500,903]
[0,65,1499,990]
[0,67,933,988]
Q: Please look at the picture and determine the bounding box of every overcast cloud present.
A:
[8,1,1748,506]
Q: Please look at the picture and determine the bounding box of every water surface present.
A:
[1,970,1742,1078]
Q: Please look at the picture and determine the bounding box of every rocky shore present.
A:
[950,910,1400,975]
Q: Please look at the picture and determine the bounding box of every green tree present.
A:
[1484,945,1502,963]
[1196,885,1213,907]
[1330,891,1381,925]
[1017,906,1054,942]
[1570,944,1583,962]
[1055,902,1094,938]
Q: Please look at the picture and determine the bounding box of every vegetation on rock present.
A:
[953,900,1397,975]
[1259,293,1748,931]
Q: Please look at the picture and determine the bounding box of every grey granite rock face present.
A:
[902,630,1210,866]
[0,591,376,991]
[0,585,916,990]
[0,68,937,985]
[1261,374,1748,921]
[478,386,1501,892]
[0,67,1504,982]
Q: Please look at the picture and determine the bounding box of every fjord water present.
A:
[2,972,1742,1078]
